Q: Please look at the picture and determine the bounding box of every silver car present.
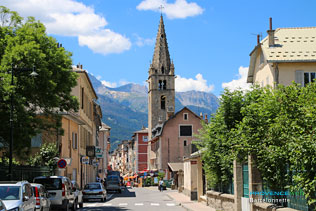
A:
[31,184,51,211]
[0,181,36,211]
[82,183,106,202]
[0,199,7,211]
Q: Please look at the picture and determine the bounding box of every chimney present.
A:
[204,114,208,124]
[200,112,203,119]
[257,34,260,45]
[60,43,63,48]
[267,17,275,47]
[80,64,83,69]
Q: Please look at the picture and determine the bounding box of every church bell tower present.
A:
[148,15,175,139]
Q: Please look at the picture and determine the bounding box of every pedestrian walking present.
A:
[159,179,164,192]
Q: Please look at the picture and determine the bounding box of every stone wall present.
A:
[206,190,234,211]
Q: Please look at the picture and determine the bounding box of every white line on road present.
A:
[119,203,128,206]
[103,203,112,206]
[151,203,160,206]
[135,203,144,206]
[166,203,176,206]
[107,194,114,200]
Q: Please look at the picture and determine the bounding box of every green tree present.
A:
[0,7,78,158]
[27,143,59,168]
[197,88,245,191]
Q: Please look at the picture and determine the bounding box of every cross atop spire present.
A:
[159,5,164,15]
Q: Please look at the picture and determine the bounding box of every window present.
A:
[163,80,167,90]
[304,72,316,86]
[31,133,42,148]
[161,96,166,110]
[161,66,164,74]
[72,132,78,149]
[180,125,192,136]
[183,113,188,120]
[266,76,270,85]
[143,136,148,142]
[81,87,84,109]
[158,80,162,90]
[184,140,187,146]
[260,51,264,65]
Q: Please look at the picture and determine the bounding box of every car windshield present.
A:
[107,176,119,181]
[34,178,62,190]
[0,186,20,200]
[84,184,101,190]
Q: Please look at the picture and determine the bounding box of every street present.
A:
[80,187,185,211]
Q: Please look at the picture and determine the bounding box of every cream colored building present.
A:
[71,64,102,187]
[247,20,316,87]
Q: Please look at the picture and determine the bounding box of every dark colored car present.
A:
[106,175,121,193]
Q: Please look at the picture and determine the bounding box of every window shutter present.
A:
[295,70,304,87]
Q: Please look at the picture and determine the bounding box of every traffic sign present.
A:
[57,159,67,169]
[81,156,89,164]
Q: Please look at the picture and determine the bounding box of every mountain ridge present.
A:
[88,73,219,150]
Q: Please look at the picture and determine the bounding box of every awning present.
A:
[168,162,184,172]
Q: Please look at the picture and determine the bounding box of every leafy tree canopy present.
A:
[0,6,78,158]
[199,83,316,205]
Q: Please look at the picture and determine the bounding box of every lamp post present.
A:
[8,64,37,181]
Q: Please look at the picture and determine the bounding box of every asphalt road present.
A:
[79,186,185,211]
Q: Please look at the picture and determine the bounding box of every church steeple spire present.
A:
[151,15,171,75]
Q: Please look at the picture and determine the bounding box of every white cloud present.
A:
[133,34,155,47]
[176,74,214,92]
[2,0,131,55]
[96,75,102,80]
[222,66,251,91]
[78,30,131,55]
[137,0,204,19]
[101,80,117,88]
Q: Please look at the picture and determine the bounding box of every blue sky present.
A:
[2,0,316,96]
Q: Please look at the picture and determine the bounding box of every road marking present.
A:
[166,203,176,206]
[135,203,144,206]
[119,203,128,206]
[103,203,112,206]
[85,204,98,207]
[151,203,160,206]
[107,194,114,200]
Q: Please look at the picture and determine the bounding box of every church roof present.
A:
[151,15,171,72]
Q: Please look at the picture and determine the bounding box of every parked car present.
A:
[71,181,83,209]
[82,183,106,202]
[0,181,36,211]
[33,176,74,211]
[0,199,7,211]
[31,183,51,211]
[106,175,121,193]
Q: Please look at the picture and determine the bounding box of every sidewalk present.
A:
[167,191,216,211]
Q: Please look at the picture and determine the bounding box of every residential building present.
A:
[97,122,111,180]
[149,107,203,179]
[71,64,102,187]
[247,18,316,87]
[131,127,148,173]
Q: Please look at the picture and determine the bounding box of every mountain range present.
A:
[88,73,219,151]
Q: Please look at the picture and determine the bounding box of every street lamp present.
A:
[9,64,37,181]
